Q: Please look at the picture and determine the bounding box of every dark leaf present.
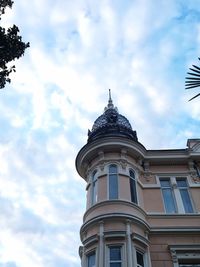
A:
[0,0,29,89]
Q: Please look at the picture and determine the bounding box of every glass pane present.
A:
[130,178,137,204]
[88,252,95,267]
[110,263,121,267]
[109,174,118,199]
[130,170,135,179]
[109,165,117,174]
[92,181,97,204]
[176,178,187,187]
[180,189,194,213]
[136,251,144,266]
[110,247,121,261]
[162,188,176,213]
[160,179,170,187]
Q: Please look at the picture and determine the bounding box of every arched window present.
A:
[91,170,98,205]
[109,164,118,200]
[129,169,137,204]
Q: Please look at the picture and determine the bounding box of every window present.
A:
[176,178,193,213]
[109,246,122,267]
[136,251,144,267]
[109,165,118,200]
[129,170,137,204]
[160,178,176,213]
[160,177,194,214]
[87,251,96,267]
[91,170,98,205]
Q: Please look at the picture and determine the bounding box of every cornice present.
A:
[147,213,200,218]
[76,136,200,178]
[83,200,147,222]
[80,212,150,236]
[150,227,200,234]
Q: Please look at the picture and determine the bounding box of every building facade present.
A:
[76,94,200,267]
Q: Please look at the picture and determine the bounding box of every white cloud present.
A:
[0,0,200,267]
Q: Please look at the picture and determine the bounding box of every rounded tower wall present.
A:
[76,93,151,267]
[77,142,146,213]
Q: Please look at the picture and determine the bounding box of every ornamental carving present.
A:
[170,249,178,263]
[143,172,153,182]
[120,160,127,170]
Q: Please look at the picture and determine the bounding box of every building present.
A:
[75,92,200,267]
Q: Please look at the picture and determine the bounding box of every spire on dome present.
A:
[108,89,113,108]
[104,89,118,111]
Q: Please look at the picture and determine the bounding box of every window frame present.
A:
[106,244,124,267]
[91,170,98,205]
[129,169,138,204]
[176,177,194,213]
[160,177,177,213]
[108,164,119,200]
[159,176,195,214]
[87,250,96,267]
[136,250,145,267]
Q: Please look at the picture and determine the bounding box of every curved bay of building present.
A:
[76,95,200,267]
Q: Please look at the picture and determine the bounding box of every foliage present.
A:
[185,58,200,101]
[0,0,29,88]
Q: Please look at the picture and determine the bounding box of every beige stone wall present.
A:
[98,175,107,201]
[150,164,189,173]
[119,174,131,201]
[191,187,200,212]
[143,188,164,213]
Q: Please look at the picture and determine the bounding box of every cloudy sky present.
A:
[0,0,200,266]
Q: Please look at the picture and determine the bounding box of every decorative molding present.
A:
[169,244,200,264]
[170,249,178,263]
[132,233,150,246]
[143,172,153,182]
[81,211,150,237]
[82,234,98,247]
[119,159,127,170]
[104,230,126,240]
[150,227,200,233]
[83,199,147,221]
[99,162,105,172]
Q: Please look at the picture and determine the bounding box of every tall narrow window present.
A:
[109,164,118,200]
[160,178,176,213]
[87,251,96,267]
[109,246,122,267]
[136,251,144,267]
[176,178,194,213]
[91,170,98,205]
[129,170,137,204]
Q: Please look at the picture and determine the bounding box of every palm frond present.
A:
[185,58,200,100]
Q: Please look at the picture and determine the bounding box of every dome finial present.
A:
[107,89,114,109]
[104,89,118,112]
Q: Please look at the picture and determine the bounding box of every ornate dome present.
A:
[87,91,138,143]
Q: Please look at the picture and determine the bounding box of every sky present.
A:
[0,0,200,266]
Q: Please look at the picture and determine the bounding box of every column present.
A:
[81,246,86,267]
[126,220,133,267]
[99,221,104,267]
